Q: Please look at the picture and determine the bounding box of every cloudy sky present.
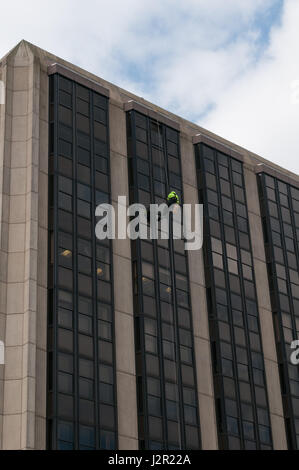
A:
[1,0,298,173]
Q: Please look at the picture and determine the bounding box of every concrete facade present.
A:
[0,40,298,449]
[110,99,139,449]
[0,42,49,449]
[244,164,287,449]
[180,133,218,450]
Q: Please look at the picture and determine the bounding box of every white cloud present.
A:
[0,0,297,174]
[202,0,299,174]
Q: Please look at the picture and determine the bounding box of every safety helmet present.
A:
[167,191,180,204]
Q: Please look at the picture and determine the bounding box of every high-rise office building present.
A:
[0,40,298,450]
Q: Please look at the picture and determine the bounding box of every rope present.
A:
[155,117,169,191]
[154,117,182,450]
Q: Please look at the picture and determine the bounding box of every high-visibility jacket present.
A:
[167,191,180,206]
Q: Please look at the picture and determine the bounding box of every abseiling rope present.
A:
[154,117,183,450]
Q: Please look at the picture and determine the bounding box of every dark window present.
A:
[126,110,201,449]
[258,173,299,448]
[48,74,116,450]
[196,144,272,449]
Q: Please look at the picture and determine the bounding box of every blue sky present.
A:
[254,0,283,46]
[114,6,282,104]
[0,0,298,173]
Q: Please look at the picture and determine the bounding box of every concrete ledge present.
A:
[124,100,180,131]
[255,163,299,188]
[193,133,244,162]
[47,63,110,98]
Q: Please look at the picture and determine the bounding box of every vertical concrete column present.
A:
[109,97,138,450]
[0,46,29,450]
[0,41,47,449]
[180,132,218,449]
[244,163,287,449]
[0,56,10,450]
[34,62,49,450]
